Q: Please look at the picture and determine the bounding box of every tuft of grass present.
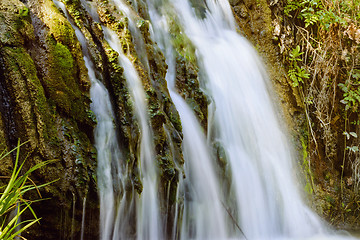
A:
[0,141,55,240]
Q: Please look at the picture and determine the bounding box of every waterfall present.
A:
[144,0,356,239]
[111,0,151,73]
[55,0,357,239]
[151,0,327,238]
[170,0,322,238]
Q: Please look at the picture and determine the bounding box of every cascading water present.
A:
[110,0,150,73]
[143,0,356,239]
[145,1,229,239]
[171,1,323,238]
[102,26,162,240]
[56,0,164,238]
[53,2,125,239]
[56,0,358,239]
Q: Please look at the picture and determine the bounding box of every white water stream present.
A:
[171,1,322,238]
[145,1,229,239]
[102,27,162,240]
[111,0,151,73]
[53,2,124,239]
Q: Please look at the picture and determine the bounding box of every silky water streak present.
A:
[102,27,162,240]
[145,0,229,239]
[53,1,125,239]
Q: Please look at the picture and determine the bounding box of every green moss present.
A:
[48,18,75,46]
[159,154,176,180]
[166,103,182,133]
[62,0,84,29]
[60,119,97,197]
[105,47,124,74]
[1,46,61,147]
[13,6,31,31]
[86,110,97,124]
[300,135,315,195]
[18,7,29,18]
[0,2,34,46]
[42,34,92,125]
[53,42,74,82]
[114,20,125,31]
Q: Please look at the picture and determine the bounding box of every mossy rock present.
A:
[0,1,34,47]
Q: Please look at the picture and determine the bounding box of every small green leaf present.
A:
[350,132,358,138]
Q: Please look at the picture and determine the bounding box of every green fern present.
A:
[288,46,310,87]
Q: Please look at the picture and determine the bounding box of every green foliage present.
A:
[343,131,359,154]
[338,81,360,112]
[284,1,300,18]
[285,0,323,27]
[285,0,353,30]
[289,67,310,87]
[0,141,55,240]
[86,110,97,124]
[351,69,360,81]
[284,0,360,221]
[346,145,359,153]
[288,46,309,87]
[289,45,304,61]
[300,0,322,27]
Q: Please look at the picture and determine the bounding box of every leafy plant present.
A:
[285,0,350,30]
[338,82,360,112]
[288,46,310,87]
[284,0,360,221]
[285,0,323,27]
[0,141,55,240]
[300,0,322,27]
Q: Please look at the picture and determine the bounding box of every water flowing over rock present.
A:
[0,0,359,239]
